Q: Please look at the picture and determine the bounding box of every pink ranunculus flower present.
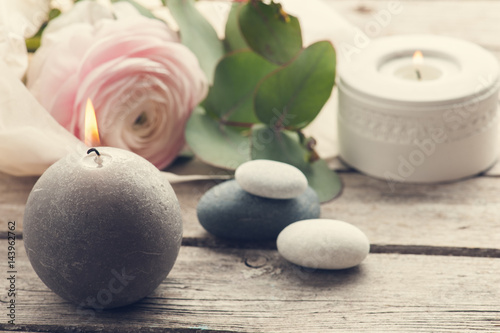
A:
[27,1,208,169]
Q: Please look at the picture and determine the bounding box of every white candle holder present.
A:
[338,35,500,183]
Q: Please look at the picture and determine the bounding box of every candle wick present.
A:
[87,148,100,156]
[87,148,103,167]
[416,69,422,81]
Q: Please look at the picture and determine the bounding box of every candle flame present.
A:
[84,99,100,146]
[413,50,424,66]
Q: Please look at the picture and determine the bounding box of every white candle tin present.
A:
[338,35,500,183]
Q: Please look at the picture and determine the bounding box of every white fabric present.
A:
[0,61,85,176]
[0,0,50,79]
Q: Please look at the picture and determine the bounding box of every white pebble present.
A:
[235,160,308,199]
[277,219,370,270]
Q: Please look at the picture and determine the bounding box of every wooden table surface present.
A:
[2,1,500,332]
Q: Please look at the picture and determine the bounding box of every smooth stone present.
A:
[277,219,370,270]
[235,159,308,199]
[197,180,320,240]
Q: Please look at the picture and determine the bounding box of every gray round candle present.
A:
[23,147,183,309]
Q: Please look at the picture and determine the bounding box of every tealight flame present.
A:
[84,99,100,147]
[413,50,424,66]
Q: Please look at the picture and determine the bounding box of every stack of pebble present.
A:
[197,159,371,270]
[197,160,320,240]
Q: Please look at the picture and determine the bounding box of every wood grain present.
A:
[158,169,500,251]
[2,166,500,251]
[0,240,499,333]
[0,173,36,235]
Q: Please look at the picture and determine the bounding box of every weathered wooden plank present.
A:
[1,240,499,332]
[2,165,500,251]
[321,172,500,249]
[0,174,36,236]
[176,170,500,250]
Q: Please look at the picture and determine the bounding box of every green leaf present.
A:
[238,1,302,65]
[48,8,61,20]
[111,0,156,19]
[203,50,278,124]
[167,0,225,84]
[251,124,309,168]
[25,8,61,52]
[302,159,342,203]
[186,108,251,170]
[251,124,341,202]
[254,41,336,130]
[25,38,41,53]
[224,3,247,52]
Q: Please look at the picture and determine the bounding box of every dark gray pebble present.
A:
[197,180,320,240]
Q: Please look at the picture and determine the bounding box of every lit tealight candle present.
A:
[379,50,459,81]
[23,99,183,309]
